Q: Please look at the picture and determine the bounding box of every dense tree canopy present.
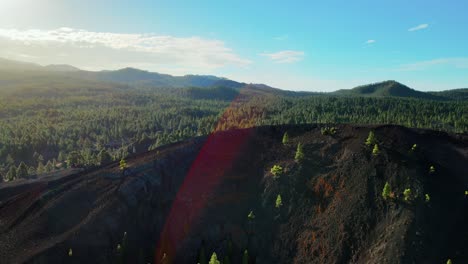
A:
[0,83,466,180]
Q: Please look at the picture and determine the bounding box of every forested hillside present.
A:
[0,66,466,183]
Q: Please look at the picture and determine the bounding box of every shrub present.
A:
[382,182,391,200]
[403,188,412,202]
[270,165,283,179]
[247,210,255,220]
[321,127,337,135]
[119,158,127,171]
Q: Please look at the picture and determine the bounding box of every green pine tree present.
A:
[17,162,29,178]
[365,131,376,146]
[45,160,54,173]
[209,252,220,264]
[6,166,17,181]
[275,194,283,208]
[372,144,380,156]
[282,132,289,145]
[382,182,391,200]
[37,162,45,174]
[295,143,305,162]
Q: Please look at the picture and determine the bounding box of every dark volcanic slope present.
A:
[0,125,467,264]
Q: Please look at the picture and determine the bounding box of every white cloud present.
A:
[366,39,376,44]
[260,50,305,63]
[396,57,468,71]
[408,24,429,32]
[0,27,251,74]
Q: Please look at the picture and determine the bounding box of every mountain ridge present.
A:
[0,57,466,100]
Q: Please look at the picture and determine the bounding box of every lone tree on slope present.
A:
[365,131,376,146]
[209,252,220,264]
[372,144,380,156]
[295,143,305,162]
[276,194,283,208]
[382,182,391,200]
[282,132,289,145]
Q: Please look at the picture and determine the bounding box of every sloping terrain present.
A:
[0,125,467,264]
[429,88,468,101]
[333,80,445,100]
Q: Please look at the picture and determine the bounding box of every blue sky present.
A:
[0,0,467,91]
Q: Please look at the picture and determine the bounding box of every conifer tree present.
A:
[295,143,305,162]
[275,194,283,208]
[17,162,29,178]
[209,252,220,264]
[365,131,376,146]
[6,166,16,181]
[282,132,289,145]
[382,182,391,200]
[372,144,380,156]
[45,160,54,173]
[37,162,45,174]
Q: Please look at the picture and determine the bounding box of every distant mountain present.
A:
[0,58,80,72]
[0,57,466,100]
[0,58,42,71]
[43,64,80,72]
[333,80,444,100]
[71,68,247,89]
[428,88,468,101]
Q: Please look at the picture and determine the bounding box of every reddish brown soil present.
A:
[0,124,467,264]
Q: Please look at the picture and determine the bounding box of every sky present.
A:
[0,0,467,91]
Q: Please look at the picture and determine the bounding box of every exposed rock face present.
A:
[0,125,467,264]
